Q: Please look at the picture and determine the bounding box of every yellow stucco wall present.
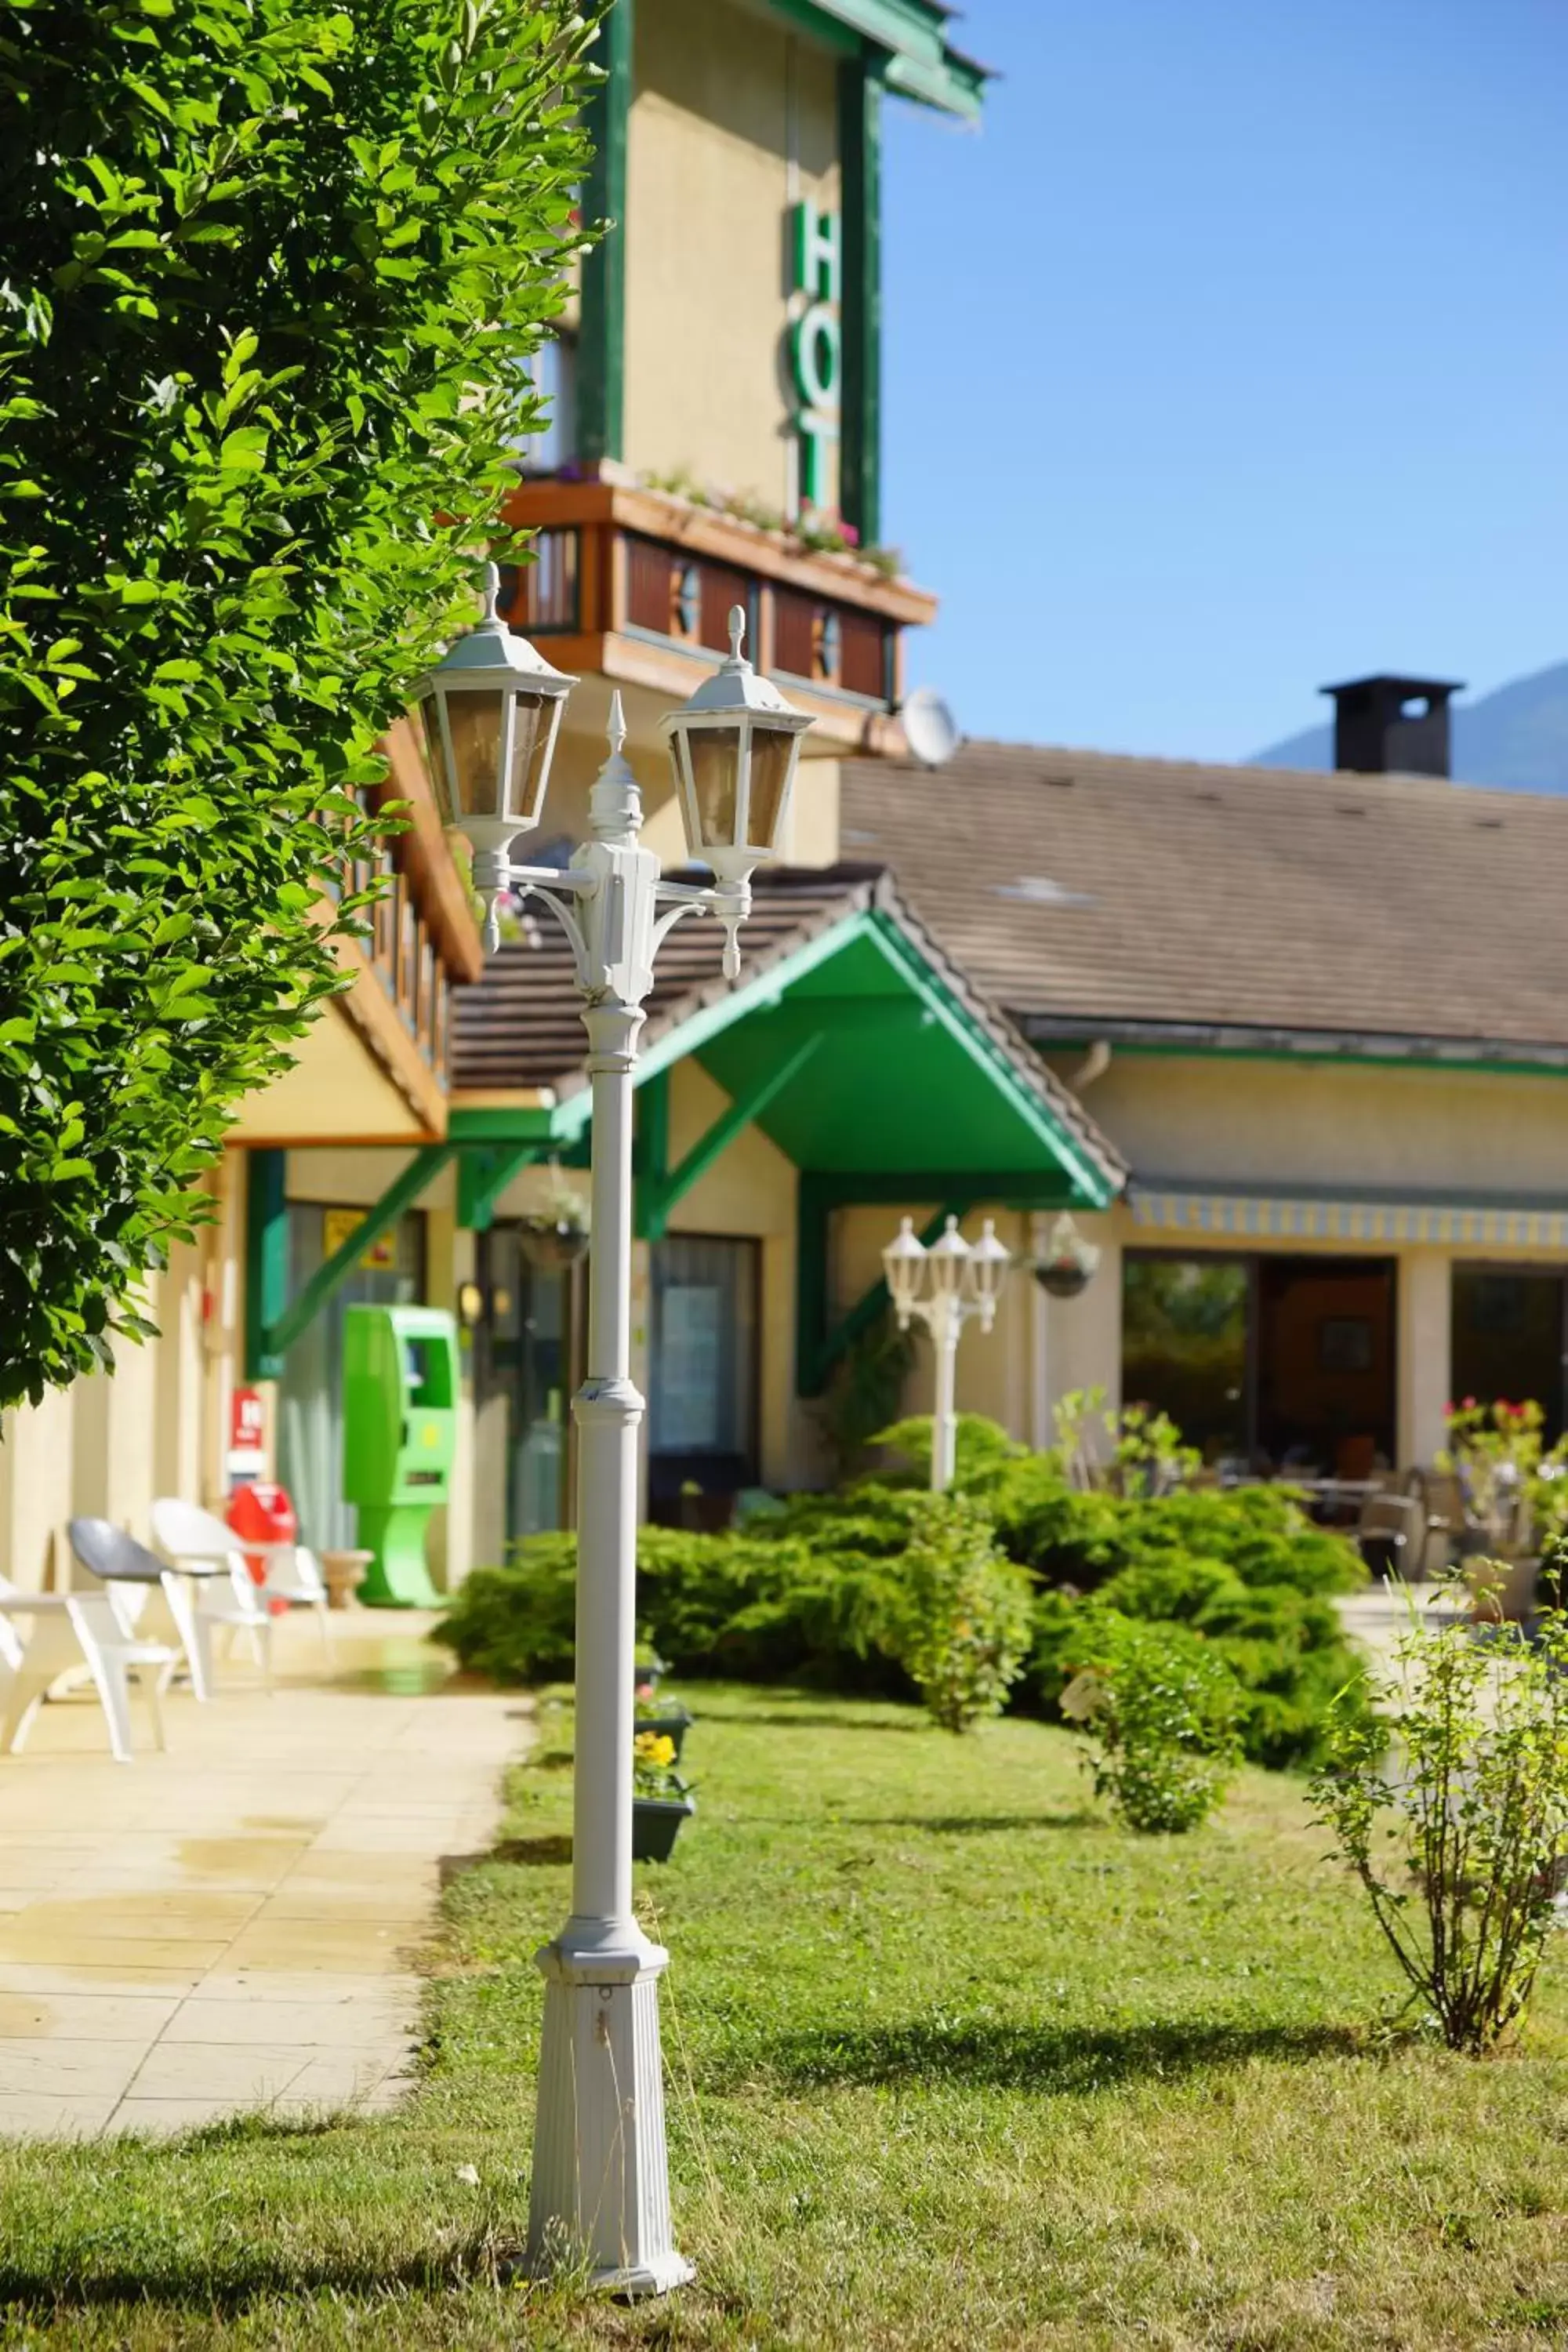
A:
[0,1227,222,1595]
[1066,1051,1568,1196]
[625,0,841,513]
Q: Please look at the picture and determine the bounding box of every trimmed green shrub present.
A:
[1060,1608,1244,1835]
[878,1497,1034,1733]
[1025,1553,1367,1769]
[436,1425,1369,1769]
[434,1526,907,1694]
[870,1412,1026,1491]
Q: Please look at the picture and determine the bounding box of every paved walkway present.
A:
[1336,1581,1454,1678]
[0,1610,522,2136]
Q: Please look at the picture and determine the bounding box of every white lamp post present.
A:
[882,1214,1011,1492]
[419,571,811,2295]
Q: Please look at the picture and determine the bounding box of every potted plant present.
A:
[636,1683,694,1762]
[632,1730,695,1862]
[633,1642,668,1697]
[517,1174,590,1272]
[1031,1212,1102,1301]
[1439,1398,1547,1621]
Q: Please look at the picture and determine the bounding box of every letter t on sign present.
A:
[793,201,841,305]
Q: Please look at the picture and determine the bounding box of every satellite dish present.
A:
[902,685,961,769]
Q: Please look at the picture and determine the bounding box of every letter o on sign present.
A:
[791,302,840,414]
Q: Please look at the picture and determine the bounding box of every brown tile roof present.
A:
[448,863,1125,1184]
[842,742,1568,1059]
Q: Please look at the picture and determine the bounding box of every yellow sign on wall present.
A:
[323,1207,399,1272]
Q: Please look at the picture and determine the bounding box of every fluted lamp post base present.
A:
[526,1926,695,2296]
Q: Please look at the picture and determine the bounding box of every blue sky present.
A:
[880,0,1568,760]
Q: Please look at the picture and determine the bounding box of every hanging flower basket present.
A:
[1030,1212,1102,1300]
[517,1214,590,1272]
[517,1178,590,1272]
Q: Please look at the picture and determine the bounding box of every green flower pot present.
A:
[634,1704,693,1762]
[632,1793,695,1863]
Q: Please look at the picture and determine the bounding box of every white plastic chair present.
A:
[260,1544,332,1660]
[0,1581,177,1764]
[150,1499,274,1697]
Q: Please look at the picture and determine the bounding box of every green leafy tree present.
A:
[0,0,595,1405]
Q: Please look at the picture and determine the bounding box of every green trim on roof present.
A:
[762,0,988,121]
[1036,1036,1568,1083]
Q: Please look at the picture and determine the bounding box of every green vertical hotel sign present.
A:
[789,199,841,512]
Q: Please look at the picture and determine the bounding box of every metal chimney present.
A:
[1321,674,1464,778]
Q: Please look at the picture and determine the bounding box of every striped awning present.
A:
[1129,1188,1568,1250]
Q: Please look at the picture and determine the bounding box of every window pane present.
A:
[1123,1256,1249,1463]
[1452,1270,1564,1440]
[649,1236,759,1508]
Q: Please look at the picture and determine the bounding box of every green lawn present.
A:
[2,1688,1566,2349]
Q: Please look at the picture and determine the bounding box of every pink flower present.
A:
[839,521,860,546]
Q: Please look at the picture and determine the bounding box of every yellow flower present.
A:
[634,1731,675,1769]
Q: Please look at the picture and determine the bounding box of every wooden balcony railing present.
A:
[498,466,937,755]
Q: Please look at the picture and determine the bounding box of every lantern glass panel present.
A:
[688,726,743,851]
[444,689,506,820]
[507,690,550,825]
[746,724,796,854]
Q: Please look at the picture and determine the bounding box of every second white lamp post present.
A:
[883,1214,1011,1492]
[419,571,812,2294]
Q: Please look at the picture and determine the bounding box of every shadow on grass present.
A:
[440,1834,572,1886]
[728,1706,925,1733]
[0,2238,526,2322]
[755,2016,1359,2096]
[840,1811,1096,1835]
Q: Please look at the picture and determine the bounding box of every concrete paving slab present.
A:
[0,1610,523,2138]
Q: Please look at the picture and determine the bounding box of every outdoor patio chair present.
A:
[150,1499,274,1697]
[1403,1469,1467,1579]
[0,1575,176,1764]
[1352,1489,1425,1581]
[67,1514,211,1695]
[257,1542,333,1658]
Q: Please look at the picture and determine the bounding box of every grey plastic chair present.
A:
[67,1518,166,1588]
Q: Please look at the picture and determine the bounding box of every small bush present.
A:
[880,1497,1034,1733]
[1060,1610,1244,1834]
[1312,1572,1568,2052]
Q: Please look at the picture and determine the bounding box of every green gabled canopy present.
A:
[448,868,1124,1212]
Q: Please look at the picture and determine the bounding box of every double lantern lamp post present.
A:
[418,565,813,2295]
[882,1214,1011,1492]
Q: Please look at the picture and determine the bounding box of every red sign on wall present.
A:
[230,1387,266,1454]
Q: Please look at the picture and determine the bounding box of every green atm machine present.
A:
[342,1305,459,1607]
